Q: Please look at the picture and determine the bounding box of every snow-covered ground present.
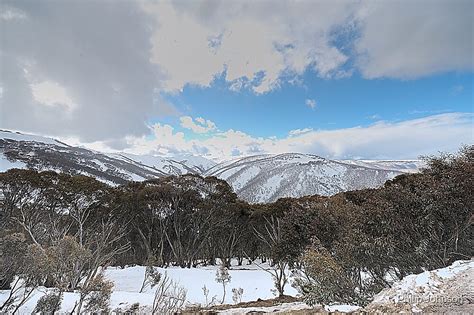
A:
[4,260,469,314]
[0,261,300,313]
[365,259,474,313]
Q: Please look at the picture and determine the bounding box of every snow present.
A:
[117,152,215,175]
[106,264,298,306]
[231,166,260,190]
[338,159,424,173]
[206,152,411,203]
[367,259,474,313]
[172,153,217,171]
[12,259,467,314]
[0,130,65,146]
[0,155,27,172]
[0,261,299,313]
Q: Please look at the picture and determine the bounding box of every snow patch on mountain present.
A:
[206,153,420,203]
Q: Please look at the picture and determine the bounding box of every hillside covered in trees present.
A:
[0,146,472,313]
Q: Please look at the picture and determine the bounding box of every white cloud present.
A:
[142,1,355,94]
[355,0,473,79]
[0,6,27,20]
[305,99,316,110]
[0,0,174,143]
[2,0,472,148]
[179,116,217,133]
[74,113,472,162]
[31,81,77,111]
[289,128,313,136]
[140,0,472,93]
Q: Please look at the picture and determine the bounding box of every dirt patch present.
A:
[183,296,303,314]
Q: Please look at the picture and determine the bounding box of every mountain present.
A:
[117,153,216,175]
[205,153,423,203]
[337,159,424,173]
[1,130,422,202]
[0,130,214,185]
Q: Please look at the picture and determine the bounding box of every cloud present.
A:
[31,81,77,111]
[355,0,473,79]
[142,1,355,93]
[179,116,217,133]
[77,113,472,161]
[141,0,473,93]
[1,0,472,147]
[289,128,313,136]
[305,99,317,110]
[0,0,175,143]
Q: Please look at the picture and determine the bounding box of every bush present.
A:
[83,273,114,313]
[34,291,63,314]
[293,240,362,306]
[152,272,187,314]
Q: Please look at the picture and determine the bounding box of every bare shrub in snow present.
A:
[140,258,163,293]
[215,264,232,304]
[82,273,114,314]
[232,287,244,304]
[202,284,218,307]
[152,272,187,314]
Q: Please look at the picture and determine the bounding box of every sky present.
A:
[0,0,473,161]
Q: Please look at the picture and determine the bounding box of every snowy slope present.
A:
[205,153,419,203]
[338,159,424,173]
[115,153,216,176]
[0,130,214,184]
[0,130,166,184]
[1,130,421,201]
[365,260,473,313]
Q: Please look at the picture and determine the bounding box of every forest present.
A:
[0,146,472,313]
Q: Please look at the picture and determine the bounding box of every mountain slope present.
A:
[205,153,421,203]
[0,130,211,184]
[1,130,421,201]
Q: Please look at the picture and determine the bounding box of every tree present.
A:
[253,216,289,297]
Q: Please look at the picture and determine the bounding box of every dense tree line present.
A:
[0,146,472,307]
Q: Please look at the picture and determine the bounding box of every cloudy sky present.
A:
[1,0,473,161]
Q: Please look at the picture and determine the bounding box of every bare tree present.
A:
[253,216,289,297]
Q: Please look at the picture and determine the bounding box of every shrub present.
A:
[34,291,63,314]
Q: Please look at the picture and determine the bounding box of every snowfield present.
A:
[0,261,299,313]
[365,259,474,313]
[2,260,471,313]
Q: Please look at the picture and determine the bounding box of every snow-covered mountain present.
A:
[117,153,216,175]
[1,130,422,201]
[205,153,422,203]
[0,130,214,184]
[337,159,424,173]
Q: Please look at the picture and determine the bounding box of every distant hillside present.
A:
[205,153,423,203]
[1,129,422,200]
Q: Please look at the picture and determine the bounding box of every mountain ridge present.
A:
[0,129,423,202]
